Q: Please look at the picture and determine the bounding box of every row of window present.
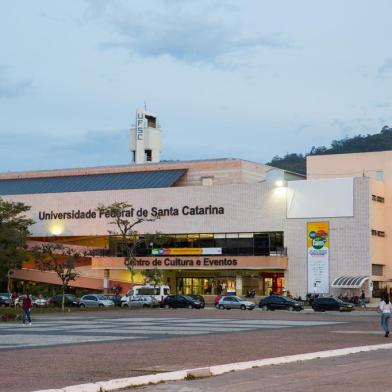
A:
[109,232,285,257]
[371,229,385,237]
[371,194,385,203]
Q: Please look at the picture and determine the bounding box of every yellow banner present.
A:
[307,221,329,250]
[152,248,203,256]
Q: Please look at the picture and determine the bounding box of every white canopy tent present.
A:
[331,275,371,289]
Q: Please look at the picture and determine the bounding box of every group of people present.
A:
[245,289,256,298]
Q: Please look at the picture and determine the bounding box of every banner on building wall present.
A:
[151,248,222,256]
[307,221,329,294]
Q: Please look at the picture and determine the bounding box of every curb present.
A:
[34,343,392,392]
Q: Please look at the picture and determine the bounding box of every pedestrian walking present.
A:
[379,294,392,337]
[22,294,32,327]
[359,290,367,310]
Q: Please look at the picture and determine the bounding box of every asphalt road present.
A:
[0,308,388,392]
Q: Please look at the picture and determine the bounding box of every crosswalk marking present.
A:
[0,317,344,350]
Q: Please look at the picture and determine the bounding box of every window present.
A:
[109,231,285,257]
[144,149,152,162]
[145,115,157,128]
[201,177,213,186]
[377,231,386,237]
[372,194,385,203]
[371,229,377,236]
[372,264,384,276]
[376,171,384,181]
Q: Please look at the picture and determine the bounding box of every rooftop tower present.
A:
[130,108,161,164]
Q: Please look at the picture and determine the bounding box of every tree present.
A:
[33,243,81,311]
[142,267,162,288]
[0,198,34,292]
[97,202,158,291]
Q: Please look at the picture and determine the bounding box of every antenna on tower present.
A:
[144,100,147,111]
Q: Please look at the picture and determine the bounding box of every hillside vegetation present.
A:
[266,125,392,175]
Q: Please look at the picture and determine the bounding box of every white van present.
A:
[121,285,170,304]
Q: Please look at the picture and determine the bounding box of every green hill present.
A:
[267,125,392,175]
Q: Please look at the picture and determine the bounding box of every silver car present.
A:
[79,294,114,308]
[122,295,159,308]
[218,296,255,310]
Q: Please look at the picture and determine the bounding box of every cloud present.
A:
[85,1,292,66]
[378,58,392,78]
[0,65,33,98]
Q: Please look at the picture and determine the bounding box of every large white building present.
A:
[0,110,383,298]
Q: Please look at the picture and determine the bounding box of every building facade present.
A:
[1,152,385,298]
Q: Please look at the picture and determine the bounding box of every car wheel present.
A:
[188,304,193,309]
[288,306,294,311]
[80,303,85,308]
[262,305,268,311]
[98,303,104,308]
[122,303,128,308]
[164,304,170,309]
[143,304,148,308]
[240,305,246,310]
[218,304,225,310]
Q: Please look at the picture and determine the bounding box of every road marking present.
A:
[0,317,344,350]
[33,343,392,392]
[332,330,383,335]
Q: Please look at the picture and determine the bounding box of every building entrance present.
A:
[176,277,236,295]
[262,272,284,295]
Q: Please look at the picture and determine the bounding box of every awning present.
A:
[331,275,371,289]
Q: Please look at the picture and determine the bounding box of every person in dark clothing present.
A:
[22,294,32,326]
[359,290,367,310]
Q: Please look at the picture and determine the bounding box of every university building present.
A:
[0,110,390,298]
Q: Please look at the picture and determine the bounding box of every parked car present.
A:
[104,295,122,307]
[214,294,228,308]
[312,297,354,312]
[49,294,79,307]
[162,295,202,309]
[0,293,11,307]
[218,296,255,310]
[188,295,205,308]
[15,295,48,307]
[122,295,160,308]
[79,294,114,308]
[258,295,304,311]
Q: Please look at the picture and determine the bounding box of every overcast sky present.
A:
[0,1,391,172]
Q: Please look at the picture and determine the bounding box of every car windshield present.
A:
[65,294,76,299]
[96,295,107,300]
[183,295,196,301]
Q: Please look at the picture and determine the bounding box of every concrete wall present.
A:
[284,177,371,297]
[308,151,392,287]
[4,182,287,236]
